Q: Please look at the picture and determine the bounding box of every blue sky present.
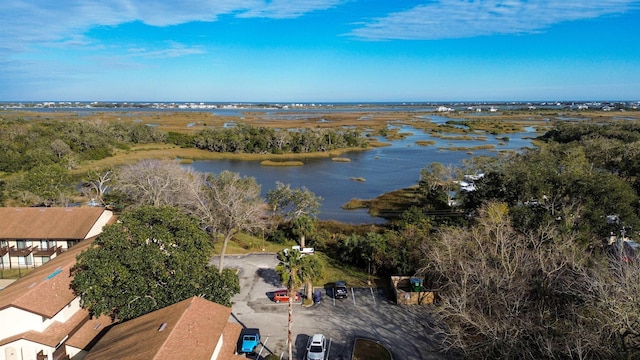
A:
[1,0,639,102]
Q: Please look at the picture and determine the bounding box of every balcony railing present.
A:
[9,246,33,257]
[0,246,8,257]
[33,245,62,257]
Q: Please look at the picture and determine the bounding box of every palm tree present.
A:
[277,249,322,359]
[300,254,323,300]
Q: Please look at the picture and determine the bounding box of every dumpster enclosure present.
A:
[391,276,434,305]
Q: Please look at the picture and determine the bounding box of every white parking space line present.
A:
[326,338,332,360]
[257,336,268,358]
[370,287,376,305]
[332,288,336,306]
[351,288,356,305]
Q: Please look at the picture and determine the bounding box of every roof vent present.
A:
[158,323,167,332]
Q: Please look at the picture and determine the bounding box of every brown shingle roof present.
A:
[0,207,107,239]
[0,239,92,317]
[219,322,247,360]
[85,297,245,360]
[65,312,114,351]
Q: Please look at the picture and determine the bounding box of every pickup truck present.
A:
[334,280,348,299]
[283,246,315,257]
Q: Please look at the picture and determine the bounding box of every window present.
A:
[41,256,51,264]
[18,256,33,266]
[40,240,49,250]
[16,240,28,249]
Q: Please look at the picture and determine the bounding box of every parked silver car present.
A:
[305,334,327,360]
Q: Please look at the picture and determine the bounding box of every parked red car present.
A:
[272,289,300,303]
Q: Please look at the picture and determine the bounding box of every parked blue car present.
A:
[239,328,260,354]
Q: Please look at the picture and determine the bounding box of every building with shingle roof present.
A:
[0,207,113,269]
[84,296,246,360]
[0,208,248,360]
[0,239,114,360]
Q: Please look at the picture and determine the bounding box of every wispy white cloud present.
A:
[237,0,342,19]
[0,0,343,54]
[348,0,640,40]
[128,42,206,58]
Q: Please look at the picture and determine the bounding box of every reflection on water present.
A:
[188,126,539,224]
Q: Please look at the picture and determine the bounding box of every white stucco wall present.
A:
[66,345,87,360]
[0,307,43,340]
[210,333,223,360]
[85,210,113,239]
[0,338,54,360]
[47,297,81,325]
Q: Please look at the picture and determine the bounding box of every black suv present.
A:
[334,280,348,299]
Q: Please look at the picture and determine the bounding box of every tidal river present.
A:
[188,124,538,224]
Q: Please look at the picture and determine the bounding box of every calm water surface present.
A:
[189,123,539,223]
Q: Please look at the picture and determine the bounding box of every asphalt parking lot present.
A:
[214,253,450,360]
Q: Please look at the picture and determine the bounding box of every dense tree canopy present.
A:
[0,117,165,174]
[192,125,366,154]
[71,206,239,321]
[267,182,322,247]
[5,163,73,206]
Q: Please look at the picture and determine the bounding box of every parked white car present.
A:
[306,334,327,360]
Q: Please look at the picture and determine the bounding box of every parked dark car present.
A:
[334,281,348,299]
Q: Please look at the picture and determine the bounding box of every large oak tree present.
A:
[71,206,239,321]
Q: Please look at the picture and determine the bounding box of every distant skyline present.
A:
[2,1,639,102]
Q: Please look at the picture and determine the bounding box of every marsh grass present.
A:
[431,134,487,141]
[415,140,436,146]
[260,160,304,166]
[342,198,366,210]
[367,140,392,147]
[342,186,422,219]
[439,144,496,151]
[71,144,368,175]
